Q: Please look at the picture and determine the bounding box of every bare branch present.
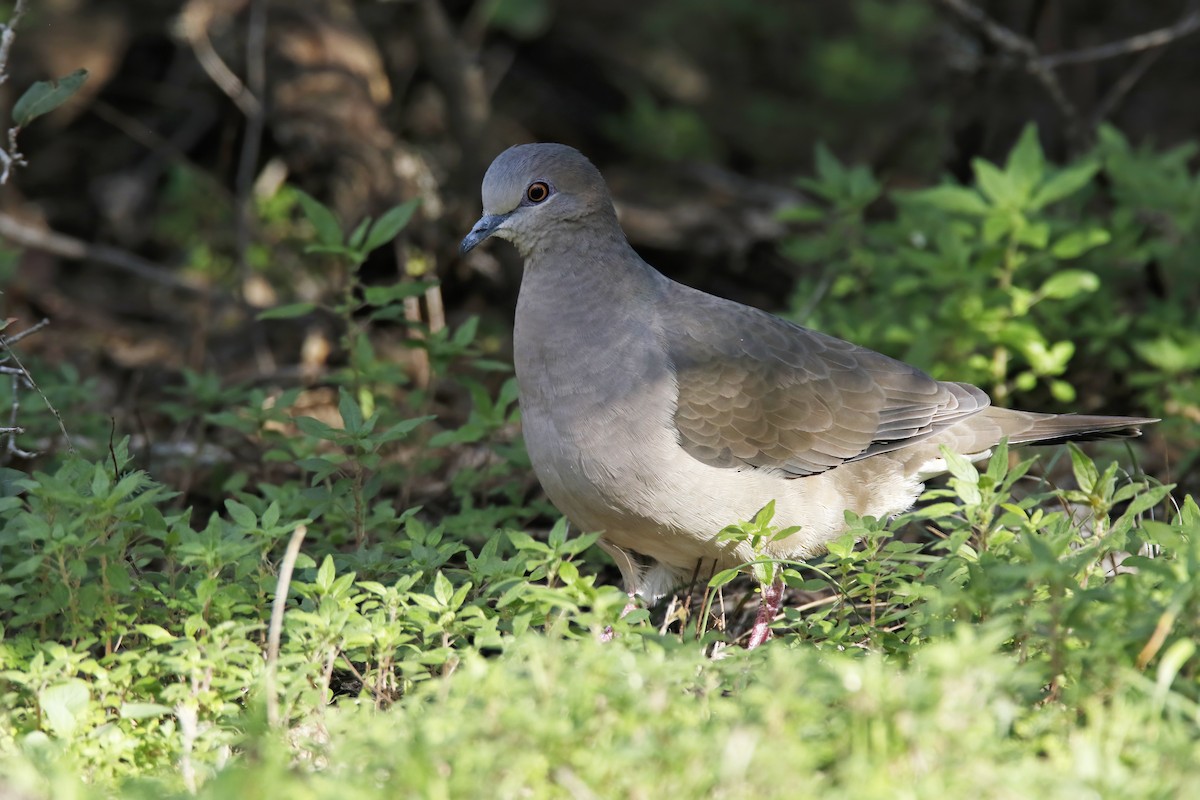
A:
[0,0,30,83]
[1,317,49,346]
[415,0,489,166]
[177,0,262,118]
[0,211,219,296]
[935,0,1082,143]
[234,0,267,283]
[0,0,31,183]
[1091,47,1166,129]
[1041,10,1200,68]
[937,0,1200,145]
[266,524,308,727]
[0,319,73,461]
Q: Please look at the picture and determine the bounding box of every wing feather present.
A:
[664,283,990,477]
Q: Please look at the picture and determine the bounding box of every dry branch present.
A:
[936,0,1200,147]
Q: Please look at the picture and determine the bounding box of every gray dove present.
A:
[461,142,1155,646]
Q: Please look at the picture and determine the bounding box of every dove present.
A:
[461,143,1155,647]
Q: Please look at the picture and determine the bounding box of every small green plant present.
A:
[780,124,1197,450]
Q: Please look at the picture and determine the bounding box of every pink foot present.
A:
[600,597,639,642]
[746,577,785,649]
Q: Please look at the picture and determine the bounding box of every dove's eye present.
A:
[526,181,550,203]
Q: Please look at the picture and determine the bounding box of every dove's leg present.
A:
[598,538,642,641]
[746,577,785,649]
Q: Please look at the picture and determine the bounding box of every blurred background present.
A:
[1,0,1197,510]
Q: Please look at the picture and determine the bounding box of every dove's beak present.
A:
[460,213,510,254]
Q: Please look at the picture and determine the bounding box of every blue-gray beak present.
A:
[460,213,509,254]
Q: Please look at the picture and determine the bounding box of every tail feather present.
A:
[937,408,1157,458]
[984,409,1157,447]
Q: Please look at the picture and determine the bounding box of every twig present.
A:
[936,0,1083,145]
[266,524,308,727]
[235,0,267,283]
[177,0,262,118]
[0,211,218,295]
[1091,1,1200,128]
[0,319,73,459]
[1090,47,1166,129]
[1,316,49,345]
[938,0,1200,146]
[176,703,198,795]
[0,0,29,82]
[414,0,489,167]
[1040,10,1200,67]
[0,0,30,183]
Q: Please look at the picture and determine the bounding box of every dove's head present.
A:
[460,143,619,257]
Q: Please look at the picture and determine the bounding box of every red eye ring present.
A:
[526,181,550,203]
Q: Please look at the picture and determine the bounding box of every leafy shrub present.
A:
[1,143,1197,798]
[780,124,1199,437]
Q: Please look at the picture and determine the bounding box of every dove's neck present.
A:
[519,223,665,313]
[513,223,669,409]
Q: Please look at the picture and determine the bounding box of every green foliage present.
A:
[781,124,1198,429]
[484,0,553,39]
[11,69,89,127]
[603,92,721,162]
[1,445,1197,795]
[3,120,1197,798]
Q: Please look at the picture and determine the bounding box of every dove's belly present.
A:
[511,270,926,601]
[519,371,927,591]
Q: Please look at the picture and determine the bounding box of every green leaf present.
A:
[225,499,258,530]
[1039,269,1100,300]
[905,185,990,215]
[376,415,435,443]
[814,142,845,186]
[362,281,434,307]
[257,302,316,321]
[293,188,343,247]
[6,554,43,578]
[1029,160,1100,210]
[1133,334,1200,373]
[347,217,372,251]
[1120,483,1175,521]
[1049,228,1111,260]
[985,440,1010,483]
[433,571,453,606]
[1049,379,1076,402]
[12,69,89,127]
[1022,339,1074,374]
[1016,221,1049,249]
[548,517,569,548]
[120,703,173,720]
[826,533,856,560]
[507,530,550,553]
[262,502,280,530]
[776,205,827,223]
[1005,124,1045,201]
[752,499,777,527]
[295,416,339,440]
[941,446,979,484]
[708,566,741,589]
[40,680,90,738]
[364,199,421,253]
[1155,639,1196,699]
[135,624,174,643]
[338,391,364,435]
[316,555,335,592]
[557,560,580,584]
[487,0,552,38]
[1068,444,1099,494]
[972,160,1016,207]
